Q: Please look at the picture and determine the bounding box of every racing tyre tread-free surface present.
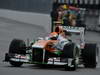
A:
[9,39,26,54]
[9,39,26,67]
[82,44,99,68]
[63,43,79,58]
[10,61,23,67]
[63,43,79,71]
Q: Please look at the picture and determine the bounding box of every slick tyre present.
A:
[63,43,79,58]
[9,39,26,67]
[82,44,99,68]
[9,39,26,54]
[63,43,79,71]
[9,61,23,67]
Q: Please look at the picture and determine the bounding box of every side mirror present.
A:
[37,37,44,40]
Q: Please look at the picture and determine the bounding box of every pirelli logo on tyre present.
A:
[57,0,100,5]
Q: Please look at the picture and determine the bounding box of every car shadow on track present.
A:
[2,63,100,72]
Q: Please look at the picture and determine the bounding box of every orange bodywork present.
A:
[33,40,58,53]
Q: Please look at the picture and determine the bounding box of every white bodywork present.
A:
[62,26,85,49]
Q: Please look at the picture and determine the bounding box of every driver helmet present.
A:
[49,32,58,40]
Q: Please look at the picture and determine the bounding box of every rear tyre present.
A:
[9,39,26,67]
[82,44,99,68]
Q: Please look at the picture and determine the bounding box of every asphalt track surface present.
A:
[0,17,100,75]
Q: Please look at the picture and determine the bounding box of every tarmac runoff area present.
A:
[0,9,100,75]
[0,9,51,32]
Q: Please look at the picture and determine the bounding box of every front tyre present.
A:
[9,39,26,67]
[65,59,77,71]
[10,61,23,67]
[9,39,26,54]
[63,43,79,71]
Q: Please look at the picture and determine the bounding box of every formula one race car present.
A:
[4,26,99,71]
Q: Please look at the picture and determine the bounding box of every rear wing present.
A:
[62,26,85,33]
[61,26,85,44]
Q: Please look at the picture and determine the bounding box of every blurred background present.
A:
[0,0,99,31]
[0,0,52,14]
